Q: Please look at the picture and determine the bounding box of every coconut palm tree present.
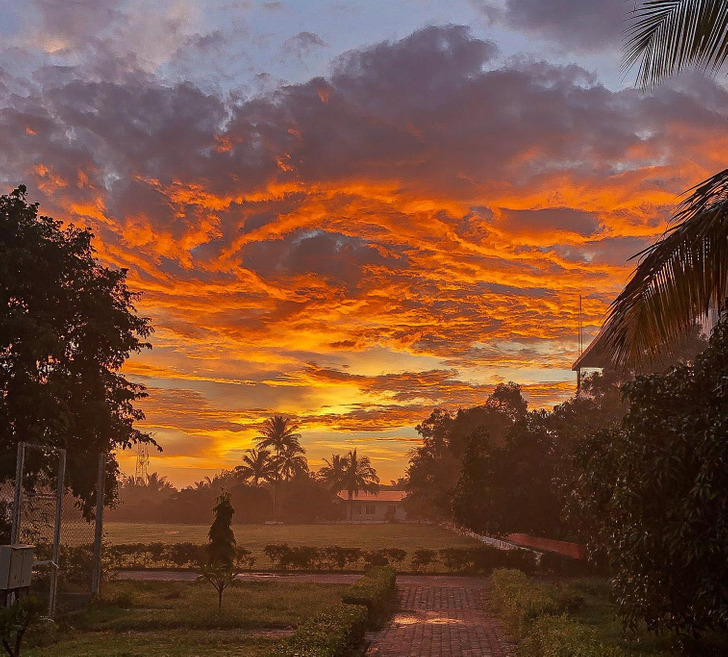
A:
[340,449,379,521]
[255,415,303,454]
[274,444,309,482]
[597,1,728,368]
[253,415,307,519]
[317,454,347,492]
[235,448,277,487]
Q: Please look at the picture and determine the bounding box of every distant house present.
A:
[335,490,408,521]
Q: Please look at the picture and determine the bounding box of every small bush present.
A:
[263,544,321,570]
[411,548,438,572]
[320,546,362,570]
[341,566,397,628]
[267,603,367,657]
[518,614,627,657]
[537,552,599,577]
[491,569,565,639]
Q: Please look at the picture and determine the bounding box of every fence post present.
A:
[48,448,66,616]
[91,453,105,597]
[10,443,25,544]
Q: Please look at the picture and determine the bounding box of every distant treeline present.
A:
[108,471,339,524]
[108,470,405,524]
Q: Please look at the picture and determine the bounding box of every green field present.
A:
[100,522,481,571]
[27,579,348,656]
[104,521,476,550]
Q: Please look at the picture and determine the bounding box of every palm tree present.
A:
[623,0,728,89]
[340,449,379,521]
[317,454,347,492]
[596,1,728,368]
[255,415,303,454]
[274,444,309,482]
[253,415,307,519]
[235,448,277,487]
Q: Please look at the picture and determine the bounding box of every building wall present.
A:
[342,500,407,521]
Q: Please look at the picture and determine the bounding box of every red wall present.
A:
[507,533,586,560]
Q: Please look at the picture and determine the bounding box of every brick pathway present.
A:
[366,579,512,657]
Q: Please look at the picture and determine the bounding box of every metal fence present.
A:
[2,443,105,615]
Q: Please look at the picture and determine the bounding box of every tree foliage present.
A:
[201,491,238,610]
[0,186,153,514]
[602,316,728,634]
[624,0,728,88]
[339,449,379,520]
[598,0,728,368]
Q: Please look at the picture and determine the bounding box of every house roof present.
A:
[336,490,406,503]
[572,325,610,371]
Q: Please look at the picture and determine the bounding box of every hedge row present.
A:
[58,541,547,574]
[103,543,255,570]
[262,543,537,573]
[490,569,628,657]
[267,568,397,656]
[341,566,397,628]
[266,603,367,657]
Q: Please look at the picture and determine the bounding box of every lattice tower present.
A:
[135,443,150,483]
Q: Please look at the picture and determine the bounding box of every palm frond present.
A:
[623,0,728,87]
[601,168,728,368]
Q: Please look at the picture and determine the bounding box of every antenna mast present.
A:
[578,295,583,355]
[135,443,150,483]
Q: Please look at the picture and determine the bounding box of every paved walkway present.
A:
[120,571,513,656]
[366,578,512,657]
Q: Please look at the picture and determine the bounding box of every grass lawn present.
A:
[26,579,349,656]
[101,521,480,570]
[541,578,728,656]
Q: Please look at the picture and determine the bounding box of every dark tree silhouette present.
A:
[234,448,276,487]
[254,415,307,520]
[200,491,238,610]
[0,185,153,516]
[340,449,379,520]
[597,1,728,368]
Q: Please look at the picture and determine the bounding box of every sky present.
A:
[1,0,727,487]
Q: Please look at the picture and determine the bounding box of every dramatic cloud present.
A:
[3,22,727,484]
[476,0,625,52]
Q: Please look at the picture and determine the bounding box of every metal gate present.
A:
[8,443,105,615]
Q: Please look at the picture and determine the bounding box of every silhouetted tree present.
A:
[200,491,237,610]
[594,315,728,635]
[595,2,728,368]
[0,185,153,518]
[340,449,379,520]
[254,415,307,519]
[316,453,347,492]
[235,448,276,487]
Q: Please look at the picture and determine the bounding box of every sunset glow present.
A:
[2,0,727,485]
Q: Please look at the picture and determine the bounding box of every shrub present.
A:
[537,552,598,577]
[436,546,537,574]
[490,569,565,639]
[320,546,362,570]
[267,603,367,657]
[517,614,627,657]
[263,544,294,570]
[411,549,438,572]
[263,544,321,570]
[341,566,397,628]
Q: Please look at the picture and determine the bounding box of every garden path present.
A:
[366,577,512,657]
[119,571,513,655]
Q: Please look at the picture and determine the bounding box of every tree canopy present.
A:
[0,186,153,514]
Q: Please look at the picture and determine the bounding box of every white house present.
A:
[335,490,408,521]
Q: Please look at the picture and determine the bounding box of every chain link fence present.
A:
[2,444,105,614]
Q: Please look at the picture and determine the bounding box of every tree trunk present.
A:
[273,480,279,521]
[348,490,353,521]
[218,585,223,610]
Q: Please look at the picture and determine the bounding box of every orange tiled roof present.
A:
[335,490,406,503]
